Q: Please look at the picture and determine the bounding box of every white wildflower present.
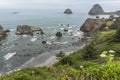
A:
[100,54,106,58]
[80,66,83,69]
[109,50,115,53]
[109,57,114,61]
[102,51,108,54]
[109,54,114,57]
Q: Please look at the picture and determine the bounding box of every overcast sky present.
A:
[0,0,120,11]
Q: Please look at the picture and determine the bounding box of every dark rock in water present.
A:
[40,30,44,35]
[56,32,62,37]
[64,9,72,14]
[5,30,10,33]
[0,25,6,39]
[61,24,63,26]
[42,41,46,44]
[16,25,43,35]
[14,43,18,45]
[89,4,104,15]
[64,29,68,32]
[67,24,70,27]
[12,12,19,14]
[63,33,66,35]
[80,18,105,37]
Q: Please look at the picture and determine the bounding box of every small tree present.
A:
[60,56,74,65]
[82,43,97,60]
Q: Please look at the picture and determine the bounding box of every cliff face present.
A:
[0,25,6,39]
[89,4,104,15]
[16,25,42,35]
[80,18,105,36]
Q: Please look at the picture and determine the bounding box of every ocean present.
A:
[0,8,109,74]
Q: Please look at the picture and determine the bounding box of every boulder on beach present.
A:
[64,9,73,14]
[80,18,105,36]
[89,4,104,15]
[56,32,62,37]
[0,25,6,39]
[16,25,43,35]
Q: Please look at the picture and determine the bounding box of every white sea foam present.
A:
[46,41,52,45]
[68,30,73,33]
[4,52,16,60]
[22,35,28,38]
[30,37,37,42]
[54,41,68,44]
[73,31,83,37]
[49,36,55,39]
[60,27,64,30]
[10,29,15,32]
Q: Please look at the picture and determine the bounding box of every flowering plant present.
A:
[100,50,115,62]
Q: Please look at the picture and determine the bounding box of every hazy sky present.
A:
[0,0,120,11]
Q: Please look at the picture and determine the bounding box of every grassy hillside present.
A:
[1,23,120,80]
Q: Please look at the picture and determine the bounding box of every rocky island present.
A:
[89,4,120,15]
[64,8,72,14]
[16,25,44,35]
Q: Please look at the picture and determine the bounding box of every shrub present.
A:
[112,28,120,42]
[60,56,74,65]
[81,43,97,60]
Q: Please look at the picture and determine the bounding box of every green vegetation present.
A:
[1,18,120,80]
[112,28,120,42]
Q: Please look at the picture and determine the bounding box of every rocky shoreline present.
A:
[0,23,86,74]
[0,16,101,74]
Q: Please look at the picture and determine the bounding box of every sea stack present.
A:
[0,25,6,39]
[64,8,72,14]
[89,4,104,15]
[80,18,105,36]
[16,25,43,35]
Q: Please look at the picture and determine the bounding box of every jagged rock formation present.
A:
[0,25,6,39]
[89,4,120,16]
[89,4,104,15]
[80,18,105,36]
[16,25,43,35]
[64,9,72,14]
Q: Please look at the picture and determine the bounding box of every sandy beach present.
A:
[20,45,85,68]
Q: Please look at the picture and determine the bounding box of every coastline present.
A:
[3,44,86,75]
[20,44,86,67]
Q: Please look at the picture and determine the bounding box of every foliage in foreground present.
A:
[1,61,120,80]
